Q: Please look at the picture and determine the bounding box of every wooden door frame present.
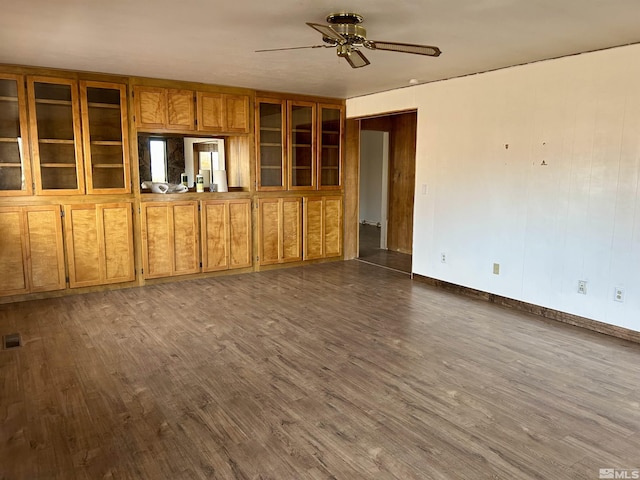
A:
[343,110,418,260]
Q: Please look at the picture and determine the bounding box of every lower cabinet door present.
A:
[201,199,252,272]
[258,197,302,266]
[0,205,65,297]
[141,201,199,279]
[228,199,252,269]
[303,196,343,261]
[64,203,134,288]
[0,207,29,295]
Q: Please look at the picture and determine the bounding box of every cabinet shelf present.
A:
[322,145,339,149]
[93,164,123,169]
[260,127,282,132]
[293,144,312,147]
[321,166,339,170]
[87,102,120,110]
[35,99,73,106]
[40,163,77,168]
[91,140,123,146]
[323,130,339,134]
[0,137,19,143]
[292,128,312,133]
[0,163,21,167]
[39,139,75,145]
[260,143,282,147]
[292,166,311,170]
[0,96,18,103]
[261,166,283,170]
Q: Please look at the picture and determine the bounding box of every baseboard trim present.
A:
[413,274,640,344]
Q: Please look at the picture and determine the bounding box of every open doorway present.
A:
[357,111,417,274]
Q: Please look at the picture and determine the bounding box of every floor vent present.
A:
[3,333,21,350]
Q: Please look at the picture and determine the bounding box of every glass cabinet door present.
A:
[288,101,316,190]
[256,99,286,190]
[0,74,32,195]
[318,105,343,189]
[80,81,130,193]
[28,76,84,195]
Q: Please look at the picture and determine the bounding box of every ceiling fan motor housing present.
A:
[324,12,367,46]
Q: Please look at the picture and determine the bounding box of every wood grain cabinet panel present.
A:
[303,196,343,260]
[197,92,249,133]
[141,201,199,279]
[0,207,28,295]
[167,89,195,130]
[64,203,134,288]
[0,205,65,297]
[258,197,302,265]
[134,86,194,131]
[201,199,251,272]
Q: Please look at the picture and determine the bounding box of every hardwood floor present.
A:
[358,223,412,273]
[1,261,640,479]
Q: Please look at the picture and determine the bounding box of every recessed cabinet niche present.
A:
[0,73,32,195]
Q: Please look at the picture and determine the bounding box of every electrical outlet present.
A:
[578,280,587,295]
[440,253,446,263]
[493,263,500,275]
[614,287,624,303]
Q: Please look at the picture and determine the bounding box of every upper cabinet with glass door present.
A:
[0,73,32,196]
[317,104,343,190]
[80,81,130,194]
[288,101,316,190]
[27,76,84,195]
[256,98,286,190]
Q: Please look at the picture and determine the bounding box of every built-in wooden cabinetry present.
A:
[256,96,343,192]
[0,74,32,196]
[303,196,343,260]
[0,205,66,296]
[140,201,200,279]
[64,203,135,288]
[0,64,344,301]
[257,197,302,265]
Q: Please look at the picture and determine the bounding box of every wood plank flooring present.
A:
[1,261,640,479]
[358,224,412,273]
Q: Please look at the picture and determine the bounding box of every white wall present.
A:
[359,130,384,224]
[347,44,640,333]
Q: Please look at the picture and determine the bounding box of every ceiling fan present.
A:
[255,12,442,68]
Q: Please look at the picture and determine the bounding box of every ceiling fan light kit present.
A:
[256,12,442,68]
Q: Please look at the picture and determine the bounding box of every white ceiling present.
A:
[2,0,639,99]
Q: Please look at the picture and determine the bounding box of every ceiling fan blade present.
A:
[344,49,370,69]
[306,22,345,43]
[255,45,330,52]
[366,40,441,57]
